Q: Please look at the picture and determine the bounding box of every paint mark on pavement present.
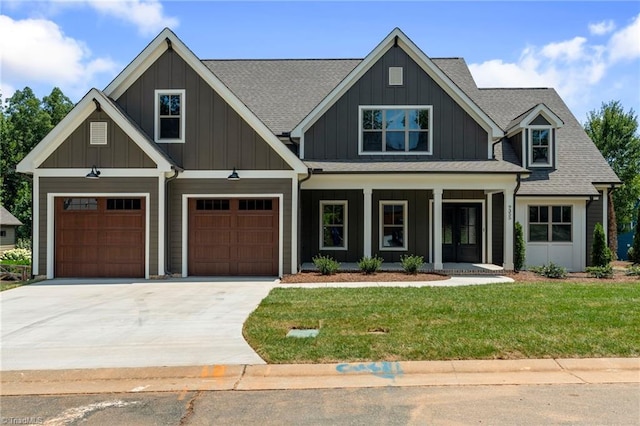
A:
[43,400,140,426]
[336,361,404,380]
[130,385,150,392]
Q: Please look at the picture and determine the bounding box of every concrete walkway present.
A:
[2,358,638,396]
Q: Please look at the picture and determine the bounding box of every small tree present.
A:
[631,208,640,264]
[591,223,612,267]
[514,222,525,271]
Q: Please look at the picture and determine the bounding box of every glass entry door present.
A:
[442,203,481,263]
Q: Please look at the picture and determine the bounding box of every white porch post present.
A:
[157,173,165,276]
[433,187,443,270]
[363,188,372,257]
[486,192,493,264]
[503,188,515,270]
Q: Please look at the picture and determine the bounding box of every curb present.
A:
[2,358,638,396]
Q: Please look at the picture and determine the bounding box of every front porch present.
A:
[300,262,505,275]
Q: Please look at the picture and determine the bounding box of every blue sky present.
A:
[1,1,639,124]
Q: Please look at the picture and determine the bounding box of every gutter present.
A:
[297,168,313,272]
[164,167,182,276]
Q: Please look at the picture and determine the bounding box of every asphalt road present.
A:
[2,383,638,425]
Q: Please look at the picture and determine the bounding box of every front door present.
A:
[442,203,481,263]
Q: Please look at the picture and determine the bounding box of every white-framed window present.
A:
[320,201,347,250]
[379,200,408,250]
[388,67,403,86]
[359,106,432,155]
[528,205,572,242]
[155,89,185,143]
[89,122,108,145]
[528,126,552,167]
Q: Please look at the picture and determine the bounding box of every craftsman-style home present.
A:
[17,28,619,279]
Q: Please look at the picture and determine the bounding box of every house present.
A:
[0,205,23,254]
[17,28,619,279]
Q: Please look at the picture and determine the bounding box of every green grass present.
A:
[243,282,640,363]
[0,279,34,292]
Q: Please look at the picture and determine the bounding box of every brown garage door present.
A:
[188,198,279,276]
[55,197,145,278]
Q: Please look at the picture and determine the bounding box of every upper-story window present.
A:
[359,106,432,155]
[155,89,185,143]
[528,127,552,167]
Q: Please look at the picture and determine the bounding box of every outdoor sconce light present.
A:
[86,165,101,179]
[227,167,240,181]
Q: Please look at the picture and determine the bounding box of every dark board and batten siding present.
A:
[300,190,364,263]
[510,132,523,166]
[41,111,156,169]
[168,178,293,275]
[38,177,159,276]
[492,192,505,265]
[585,192,604,267]
[304,47,488,161]
[116,49,291,171]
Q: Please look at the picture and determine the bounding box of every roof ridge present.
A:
[479,87,553,91]
[202,58,363,62]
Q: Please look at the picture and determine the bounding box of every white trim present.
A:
[319,200,348,251]
[487,192,493,264]
[527,126,553,168]
[104,28,307,173]
[504,188,515,270]
[32,176,39,275]
[506,103,564,136]
[291,178,298,273]
[17,89,172,173]
[154,89,186,143]
[90,121,108,145]
[363,188,373,257]
[379,200,408,251]
[388,66,403,86]
[358,106,433,155]
[34,168,167,178]
[178,170,299,179]
[181,194,284,277]
[432,188,443,269]
[46,193,151,279]
[157,174,165,275]
[291,28,503,140]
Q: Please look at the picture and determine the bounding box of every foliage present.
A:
[15,238,31,250]
[626,266,640,276]
[530,262,568,279]
[312,254,340,275]
[244,283,640,363]
[607,196,617,260]
[0,248,31,265]
[514,222,525,271]
[584,101,640,233]
[357,255,383,274]
[591,223,612,267]
[586,265,614,279]
[400,254,423,274]
[631,208,640,264]
[629,247,635,263]
[0,87,74,241]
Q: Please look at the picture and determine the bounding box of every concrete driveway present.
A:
[1,279,276,371]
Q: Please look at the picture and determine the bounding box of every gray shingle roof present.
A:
[202,57,619,194]
[0,205,22,226]
[305,159,528,174]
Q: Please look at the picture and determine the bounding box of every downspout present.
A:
[297,167,313,272]
[491,139,502,160]
[164,167,181,276]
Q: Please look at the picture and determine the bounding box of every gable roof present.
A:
[104,28,308,173]
[0,205,22,226]
[17,88,174,173]
[506,103,564,135]
[290,28,504,139]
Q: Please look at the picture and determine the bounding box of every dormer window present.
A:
[528,127,552,167]
[359,106,432,155]
[155,89,185,143]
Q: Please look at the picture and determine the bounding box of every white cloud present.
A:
[541,37,587,62]
[589,20,616,36]
[608,13,640,63]
[86,0,179,36]
[0,15,118,99]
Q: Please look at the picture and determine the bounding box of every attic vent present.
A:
[389,67,403,86]
[90,122,107,145]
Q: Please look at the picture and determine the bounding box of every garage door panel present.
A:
[194,214,231,229]
[103,215,144,229]
[237,230,275,245]
[192,246,230,261]
[236,215,275,228]
[103,231,144,245]
[193,230,230,245]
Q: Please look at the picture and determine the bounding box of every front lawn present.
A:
[243,282,640,363]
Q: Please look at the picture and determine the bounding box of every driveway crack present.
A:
[179,390,202,425]
[233,365,247,390]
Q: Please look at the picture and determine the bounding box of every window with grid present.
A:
[529,205,571,242]
[529,128,551,166]
[155,89,185,142]
[380,201,407,250]
[360,107,431,154]
[320,201,347,249]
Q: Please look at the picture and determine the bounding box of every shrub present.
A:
[586,265,614,279]
[530,262,567,279]
[630,208,640,264]
[626,265,640,276]
[312,254,340,275]
[514,222,525,271]
[400,254,423,275]
[0,248,32,265]
[591,223,612,267]
[358,255,383,274]
[628,247,636,264]
[15,238,31,250]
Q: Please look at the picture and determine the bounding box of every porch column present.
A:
[433,188,443,270]
[486,192,493,264]
[363,188,372,257]
[503,188,514,270]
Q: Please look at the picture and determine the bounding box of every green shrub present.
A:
[586,265,614,279]
[400,254,423,275]
[514,222,525,271]
[312,254,340,275]
[591,223,612,267]
[628,247,636,264]
[626,265,640,276]
[0,248,31,265]
[630,209,640,264]
[530,262,567,279]
[15,238,31,250]
[358,255,383,274]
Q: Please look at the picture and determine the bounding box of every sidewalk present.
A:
[2,358,638,396]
